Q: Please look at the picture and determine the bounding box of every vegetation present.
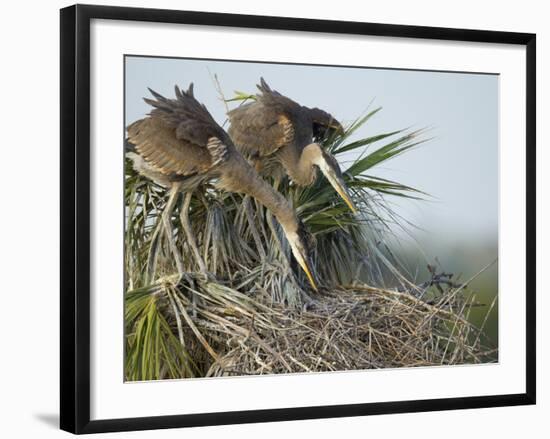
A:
[124,101,497,381]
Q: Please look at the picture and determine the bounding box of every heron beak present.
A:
[297,253,318,291]
[288,240,318,291]
[323,170,358,214]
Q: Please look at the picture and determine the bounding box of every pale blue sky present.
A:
[125,56,498,253]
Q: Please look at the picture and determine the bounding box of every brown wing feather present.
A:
[307,107,344,141]
[144,84,228,146]
[227,102,294,158]
[255,77,301,114]
[127,84,234,179]
[127,117,212,177]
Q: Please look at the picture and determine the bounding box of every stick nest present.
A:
[125,272,496,381]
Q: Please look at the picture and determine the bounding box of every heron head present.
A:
[282,219,318,291]
[306,144,357,214]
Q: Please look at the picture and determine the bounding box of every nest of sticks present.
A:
[125,270,496,380]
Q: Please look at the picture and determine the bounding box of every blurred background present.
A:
[125,56,499,348]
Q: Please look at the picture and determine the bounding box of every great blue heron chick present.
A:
[126,84,318,290]
[227,78,357,213]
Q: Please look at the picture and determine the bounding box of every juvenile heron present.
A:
[126,84,318,290]
[227,78,357,213]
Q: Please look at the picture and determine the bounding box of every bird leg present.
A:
[146,183,185,283]
[146,219,164,284]
[163,186,186,275]
[179,192,208,276]
[179,192,210,316]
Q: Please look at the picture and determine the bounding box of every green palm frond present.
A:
[223,90,257,103]
[125,282,200,380]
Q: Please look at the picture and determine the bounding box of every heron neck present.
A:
[279,143,319,187]
[219,156,297,229]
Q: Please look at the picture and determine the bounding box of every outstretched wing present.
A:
[307,107,344,141]
[227,78,300,158]
[127,84,230,178]
[145,84,228,146]
[227,103,295,158]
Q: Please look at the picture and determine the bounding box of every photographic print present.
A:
[60,6,535,432]
[123,56,499,381]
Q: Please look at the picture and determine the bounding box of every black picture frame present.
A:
[60,4,536,434]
